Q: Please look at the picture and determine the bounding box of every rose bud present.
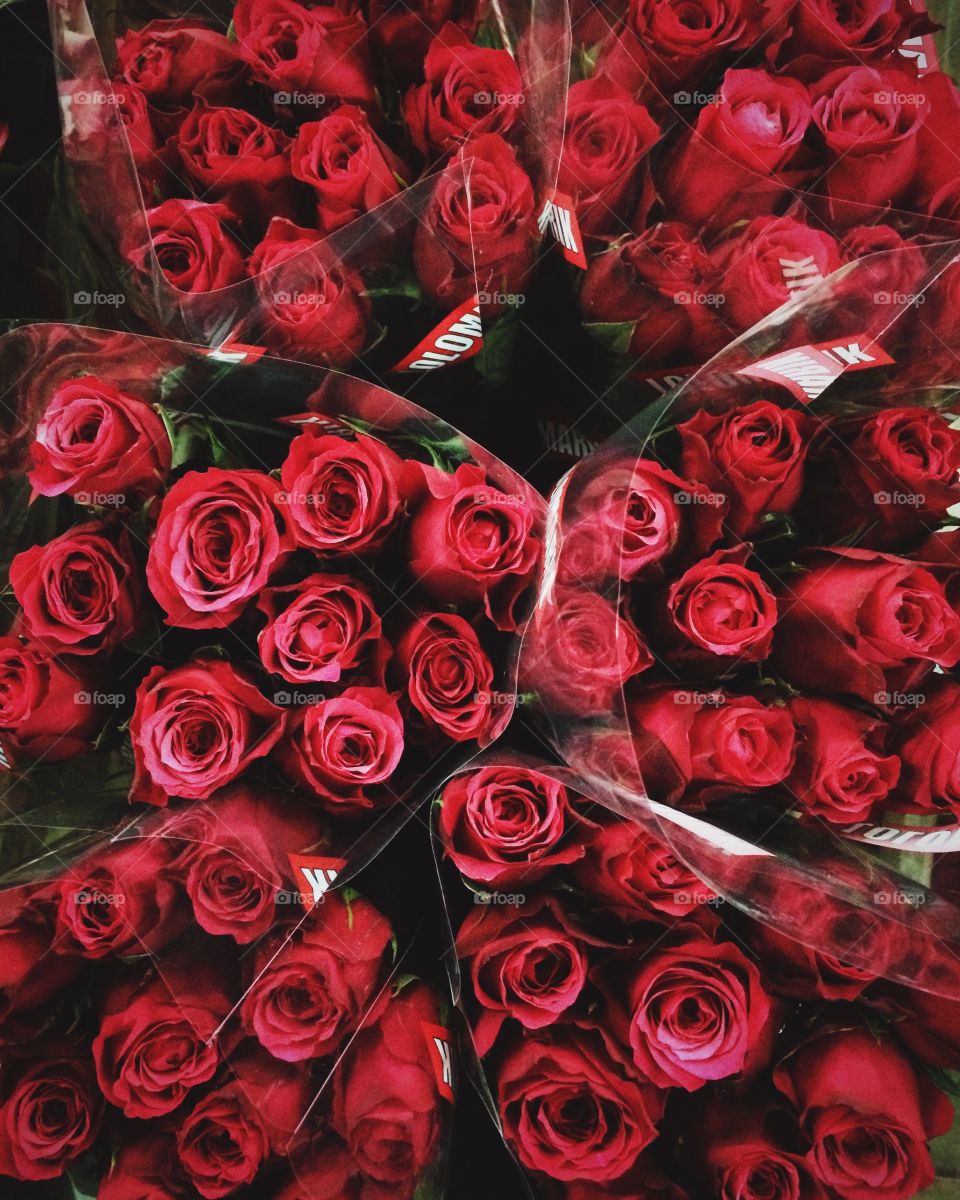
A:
[414,133,535,309]
[0,887,82,1041]
[129,659,287,806]
[10,523,140,655]
[678,400,813,538]
[662,69,811,228]
[241,889,391,1061]
[403,22,523,158]
[0,637,104,762]
[280,685,405,813]
[457,895,596,1054]
[123,199,247,294]
[661,545,778,671]
[251,218,372,366]
[437,763,588,886]
[774,1027,953,1200]
[773,548,960,705]
[233,0,373,105]
[114,18,240,108]
[290,106,407,234]
[147,467,294,629]
[785,696,899,825]
[99,1135,181,1200]
[556,76,660,240]
[521,589,652,718]
[891,678,960,816]
[407,461,540,631]
[498,1025,665,1182]
[29,373,170,503]
[715,215,842,332]
[175,99,291,202]
[628,685,796,807]
[331,983,445,1192]
[94,963,234,1119]
[368,0,477,81]
[257,572,383,685]
[396,612,497,743]
[620,927,775,1091]
[0,1058,103,1181]
[812,66,930,214]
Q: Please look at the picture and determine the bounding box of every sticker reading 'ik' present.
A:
[287,854,347,910]
[393,297,483,371]
[420,1022,454,1101]
[737,337,894,402]
[538,192,587,269]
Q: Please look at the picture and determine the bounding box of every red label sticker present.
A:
[0,739,13,771]
[737,337,893,401]
[273,413,354,434]
[203,340,268,364]
[287,855,347,910]
[393,297,483,371]
[421,1022,454,1101]
[538,191,587,269]
[842,820,960,853]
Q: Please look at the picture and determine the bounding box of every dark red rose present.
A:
[147,467,294,629]
[98,1136,180,1200]
[403,22,522,158]
[437,764,588,886]
[785,695,899,825]
[841,225,927,302]
[0,887,81,1041]
[272,1136,356,1200]
[774,1028,953,1200]
[0,637,102,762]
[233,0,373,105]
[678,400,813,537]
[662,69,811,228]
[291,106,407,234]
[407,461,540,631]
[0,1058,102,1181]
[628,684,796,806]
[94,964,233,1119]
[176,99,291,198]
[522,589,652,718]
[130,659,287,806]
[913,71,960,210]
[773,548,960,705]
[115,19,239,107]
[29,374,170,502]
[241,890,391,1061]
[396,612,497,742]
[553,1155,691,1200]
[556,76,659,241]
[773,0,927,71]
[415,133,535,309]
[876,985,960,1073]
[498,1025,665,1182]
[11,523,140,655]
[368,0,476,80]
[116,84,163,185]
[891,678,960,816]
[251,218,372,366]
[124,199,247,293]
[257,572,383,684]
[622,928,774,1090]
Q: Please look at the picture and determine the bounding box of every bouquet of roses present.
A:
[433,755,960,1200]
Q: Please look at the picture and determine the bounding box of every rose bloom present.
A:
[147,467,294,628]
[29,373,170,502]
[892,678,960,815]
[241,891,391,1061]
[175,100,291,197]
[114,18,239,107]
[0,887,82,1042]
[0,636,103,762]
[124,200,247,294]
[774,0,925,70]
[368,0,477,81]
[0,1058,103,1181]
[437,763,588,885]
[620,0,756,92]
[129,659,287,806]
[396,612,497,742]
[97,1135,180,1200]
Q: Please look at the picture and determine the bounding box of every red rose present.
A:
[556,77,660,240]
[407,461,540,631]
[147,467,294,628]
[774,1028,953,1200]
[241,890,391,1061]
[257,573,383,684]
[233,0,373,104]
[29,374,170,502]
[116,85,163,185]
[457,895,593,1054]
[115,19,239,107]
[280,430,409,555]
[662,69,811,228]
[98,1136,180,1200]
[628,685,796,806]
[891,678,960,815]
[175,99,291,198]
[773,548,960,705]
[403,22,523,158]
[130,659,287,805]
[0,887,81,1040]
[785,696,899,825]
[290,106,407,234]
[0,1058,103,1181]
[281,685,405,812]
[498,1025,665,1182]
[251,219,372,366]
[124,199,247,293]
[618,0,758,92]
[663,545,778,670]
[773,0,926,70]
[622,928,774,1090]
[0,637,102,762]
[437,764,588,886]
[93,964,233,1118]
[522,589,652,718]
[396,612,497,742]
[11,523,140,655]
[414,133,535,309]
[368,0,477,80]
[841,225,927,302]
[678,400,813,538]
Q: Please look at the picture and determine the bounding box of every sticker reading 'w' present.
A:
[287,854,346,909]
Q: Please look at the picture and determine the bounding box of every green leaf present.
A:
[472,306,519,385]
[364,277,424,303]
[579,40,602,79]
[584,320,637,356]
